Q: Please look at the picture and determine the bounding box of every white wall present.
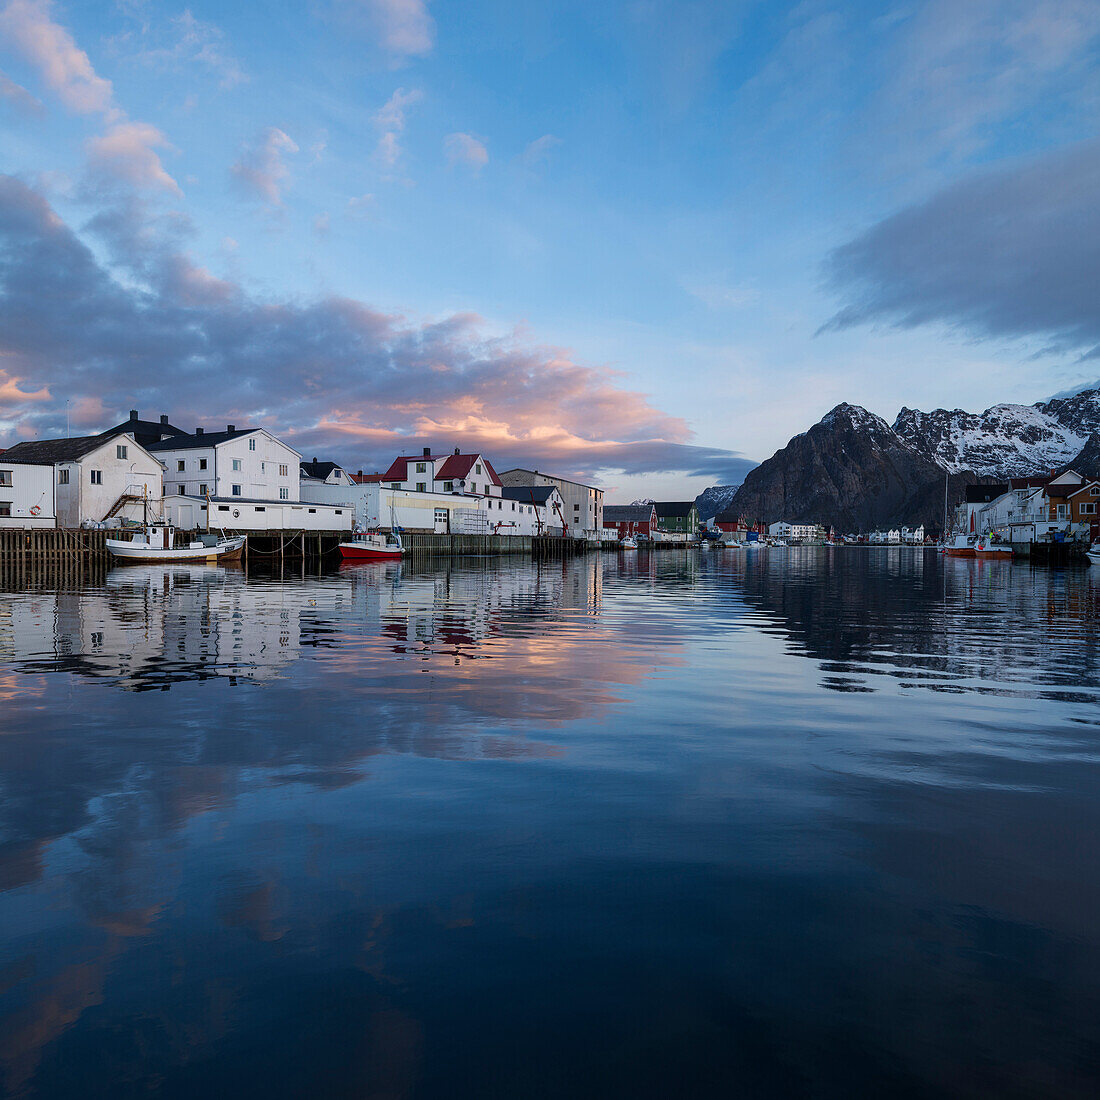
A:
[0,462,56,527]
[56,437,162,526]
[163,495,352,531]
[157,430,300,503]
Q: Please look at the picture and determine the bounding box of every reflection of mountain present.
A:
[713,548,1100,696]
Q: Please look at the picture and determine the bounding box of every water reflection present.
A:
[0,552,1099,1097]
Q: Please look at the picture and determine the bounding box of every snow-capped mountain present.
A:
[694,483,745,521]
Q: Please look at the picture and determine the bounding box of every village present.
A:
[0,409,1098,559]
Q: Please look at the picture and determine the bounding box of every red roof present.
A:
[351,472,386,484]
[435,453,502,487]
[380,454,445,481]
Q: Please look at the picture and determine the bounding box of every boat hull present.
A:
[974,547,1013,560]
[338,544,402,561]
[943,547,976,558]
[107,539,245,564]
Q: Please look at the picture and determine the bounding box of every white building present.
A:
[900,525,925,543]
[0,458,56,527]
[0,433,163,527]
[499,468,604,539]
[768,520,818,540]
[149,425,301,504]
[500,485,566,535]
[162,494,352,532]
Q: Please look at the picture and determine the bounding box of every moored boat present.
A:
[1086,543,1100,566]
[942,534,976,558]
[107,523,245,564]
[338,529,403,561]
[974,539,1013,560]
[619,535,638,550]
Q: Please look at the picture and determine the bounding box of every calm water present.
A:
[1,548,1099,1098]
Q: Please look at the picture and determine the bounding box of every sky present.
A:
[1,0,1100,501]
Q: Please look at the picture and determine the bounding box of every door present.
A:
[434,508,450,534]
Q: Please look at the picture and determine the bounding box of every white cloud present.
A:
[372,87,421,170]
[313,211,330,236]
[86,121,181,195]
[0,0,116,116]
[230,127,299,206]
[334,0,434,61]
[520,133,561,170]
[0,67,44,115]
[444,132,488,173]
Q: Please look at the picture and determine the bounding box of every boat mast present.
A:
[943,471,948,540]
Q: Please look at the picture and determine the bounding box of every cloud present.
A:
[0,68,44,115]
[0,0,115,116]
[86,122,181,195]
[114,7,247,89]
[312,211,330,236]
[444,132,488,173]
[822,138,1100,358]
[0,175,749,482]
[333,0,434,61]
[347,193,375,217]
[372,87,421,170]
[230,127,298,206]
[519,134,560,170]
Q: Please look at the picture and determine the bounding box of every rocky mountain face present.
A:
[716,390,1100,532]
[694,483,743,521]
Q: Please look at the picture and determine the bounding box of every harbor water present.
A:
[1,548,1098,1097]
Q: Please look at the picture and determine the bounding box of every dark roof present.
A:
[653,501,696,518]
[502,485,557,505]
[603,504,655,522]
[964,484,1008,504]
[105,411,185,447]
[300,460,342,480]
[148,427,262,452]
[0,435,116,465]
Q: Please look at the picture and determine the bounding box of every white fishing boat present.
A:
[619,535,638,550]
[107,523,246,563]
[1086,543,1100,566]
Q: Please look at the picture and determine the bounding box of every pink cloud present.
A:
[231,127,298,206]
[444,132,488,173]
[87,122,181,195]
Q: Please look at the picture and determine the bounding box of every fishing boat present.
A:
[107,523,245,563]
[619,535,638,550]
[973,538,1013,560]
[1086,543,1100,566]
[338,528,403,561]
[942,534,976,558]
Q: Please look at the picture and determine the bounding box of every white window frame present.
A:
[116,445,128,460]
[232,484,242,497]
[279,487,288,500]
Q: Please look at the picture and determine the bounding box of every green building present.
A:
[653,501,700,536]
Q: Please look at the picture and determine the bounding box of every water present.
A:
[1,548,1099,1097]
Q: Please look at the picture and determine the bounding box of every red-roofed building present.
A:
[381,447,503,501]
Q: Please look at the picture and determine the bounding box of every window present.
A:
[511,501,516,511]
[232,484,242,496]
[574,503,580,511]
[416,462,426,473]
[416,481,426,492]
[90,469,102,485]
[232,459,242,471]
[1057,504,1069,519]
[1092,486,1100,496]
[177,460,185,472]
[335,509,342,515]
[218,505,230,512]
[249,438,256,451]
[0,503,9,517]
[475,463,482,475]
[1081,502,1097,515]
[177,484,185,495]
[199,458,207,471]
[261,462,266,472]
[443,481,453,491]
[389,482,400,490]
[279,464,288,477]
[0,470,10,487]
[279,487,288,500]
[57,469,69,485]
[255,506,266,513]
[308,507,317,513]
[116,445,128,460]
[199,484,208,496]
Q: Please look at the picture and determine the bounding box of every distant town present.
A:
[1,409,1098,552]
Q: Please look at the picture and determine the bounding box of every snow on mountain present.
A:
[893,402,1085,476]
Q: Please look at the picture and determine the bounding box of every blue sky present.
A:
[2,0,1100,500]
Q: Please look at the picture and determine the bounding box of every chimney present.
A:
[160,414,169,425]
[196,427,204,435]
[312,457,317,464]
[130,409,139,420]
[357,470,363,477]
[423,446,431,457]
[454,447,460,455]
[227,424,235,433]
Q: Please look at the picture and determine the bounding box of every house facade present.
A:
[0,459,56,528]
[500,485,566,535]
[603,504,656,538]
[162,494,352,532]
[0,434,163,527]
[150,426,301,503]
[768,521,818,540]
[653,501,699,537]
[499,468,604,538]
[383,448,504,500]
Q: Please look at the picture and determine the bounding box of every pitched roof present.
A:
[714,506,746,523]
[300,460,341,480]
[0,435,116,465]
[653,501,696,518]
[603,504,655,522]
[105,411,186,447]
[148,427,263,452]
[380,454,444,481]
[351,472,386,484]
[502,485,558,505]
[435,453,502,486]
[498,468,601,492]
